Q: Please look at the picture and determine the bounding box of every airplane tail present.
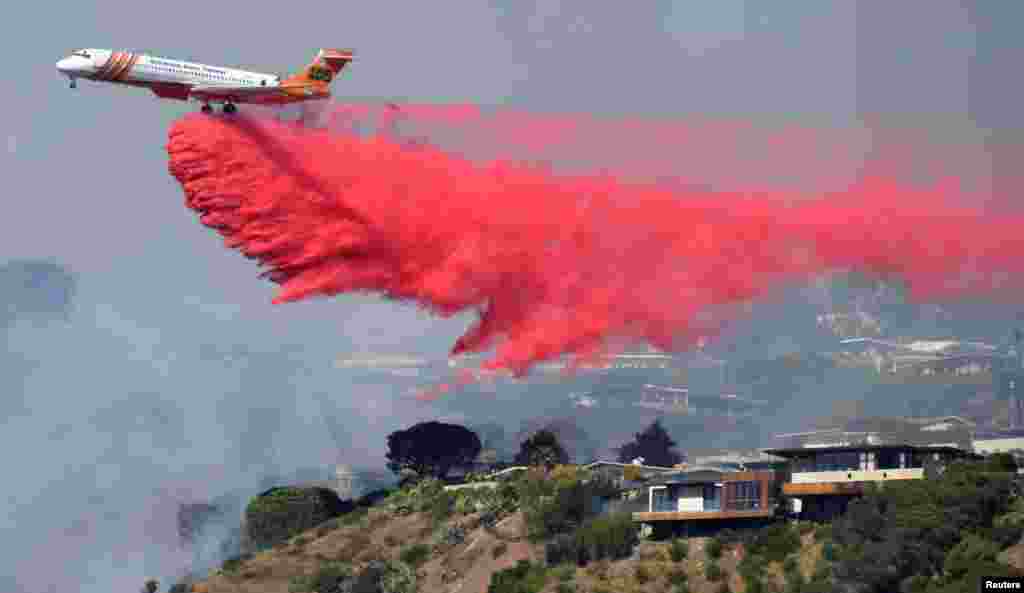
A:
[282,48,354,86]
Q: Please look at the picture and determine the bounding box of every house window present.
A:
[727,481,760,511]
[702,485,721,511]
[651,487,673,512]
[814,452,860,471]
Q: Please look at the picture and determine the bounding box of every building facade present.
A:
[764,444,979,521]
[633,466,782,537]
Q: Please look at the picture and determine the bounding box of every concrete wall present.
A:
[791,468,923,484]
[974,438,1024,454]
[677,485,703,512]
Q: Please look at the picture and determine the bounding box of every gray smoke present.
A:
[0,259,76,329]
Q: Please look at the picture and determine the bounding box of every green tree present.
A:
[615,419,683,467]
[386,421,482,479]
[514,430,569,469]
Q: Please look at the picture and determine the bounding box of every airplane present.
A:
[55,48,354,114]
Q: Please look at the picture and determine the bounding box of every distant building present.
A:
[772,416,974,451]
[973,428,1024,458]
[334,465,354,501]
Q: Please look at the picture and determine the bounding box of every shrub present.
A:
[245,486,350,551]
[399,543,431,568]
[669,538,689,562]
[493,542,508,558]
[454,493,476,515]
[811,556,831,584]
[288,561,353,593]
[705,561,722,581]
[944,534,1001,581]
[814,522,833,542]
[575,513,638,564]
[556,583,576,593]
[668,567,689,586]
[379,560,418,593]
[744,576,765,593]
[552,564,575,582]
[544,514,638,567]
[716,582,732,593]
[705,537,723,559]
[783,556,804,589]
[746,523,800,563]
[550,464,581,485]
[430,490,455,523]
[488,559,548,593]
[220,552,253,575]
[635,563,651,584]
[340,507,368,525]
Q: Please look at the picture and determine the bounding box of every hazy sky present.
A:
[2,1,1021,591]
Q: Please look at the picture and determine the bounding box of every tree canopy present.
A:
[830,457,1023,593]
[514,429,569,469]
[616,419,683,467]
[385,421,481,479]
[515,417,598,463]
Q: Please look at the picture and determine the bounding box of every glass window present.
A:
[813,452,860,471]
[651,488,672,512]
[728,481,761,511]
[703,485,721,511]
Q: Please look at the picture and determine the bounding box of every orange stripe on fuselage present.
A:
[112,53,139,80]
[94,51,125,81]
[95,51,138,82]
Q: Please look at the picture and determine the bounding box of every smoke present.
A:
[0,259,77,329]
[0,279,426,592]
[167,108,1024,379]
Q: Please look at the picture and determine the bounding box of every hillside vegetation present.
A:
[168,456,1024,593]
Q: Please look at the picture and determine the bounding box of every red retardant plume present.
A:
[166,108,1024,377]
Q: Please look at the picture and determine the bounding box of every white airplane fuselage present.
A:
[56,47,352,112]
[58,49,274,98]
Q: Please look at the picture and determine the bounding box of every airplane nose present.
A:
[57,56,90,74]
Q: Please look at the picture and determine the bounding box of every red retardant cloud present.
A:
[166,107,1024,376]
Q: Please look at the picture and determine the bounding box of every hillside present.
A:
[168,458,1024,593]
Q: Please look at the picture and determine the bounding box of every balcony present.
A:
[783,468,923,496]
[790,468,923,484]
[633,509,773,522]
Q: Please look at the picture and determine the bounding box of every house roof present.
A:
[763,444,982,459]
[582,461,678,472]
[647,464,775,485]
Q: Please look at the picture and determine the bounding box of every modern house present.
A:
[764,444,980,520]
[632,465,782,537]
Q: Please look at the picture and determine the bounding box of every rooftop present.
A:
[763,444,981,459]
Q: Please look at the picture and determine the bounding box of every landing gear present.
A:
[69,78,76,89]
[201,103,213,114]
[223,102,237,114]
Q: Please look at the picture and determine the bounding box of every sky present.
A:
[2,1,1022,591]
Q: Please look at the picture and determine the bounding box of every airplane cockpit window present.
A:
[71,49,91,58]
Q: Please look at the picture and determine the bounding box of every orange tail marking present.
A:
[282,48,353,85]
